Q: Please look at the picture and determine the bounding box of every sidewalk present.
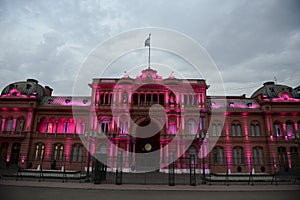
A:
[1,179,299,191]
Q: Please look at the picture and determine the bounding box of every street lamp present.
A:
[197,131,207,184]
[201,132,207,184]
[84,131,96,182]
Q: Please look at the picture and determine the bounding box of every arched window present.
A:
[253,147,264,165]
[212,122,222,136]
[132,93,138,105]
[46,117,56,133]
[146,93,151,105]
[277,147,287,168]
[52,143,64,161]
[5,117,13,131]
[168,122,176,135]
[34,143,45,160]
[286,121,294,138]
[104,93,109,104]
[100,93,105,104]
[233,146,244,164]
[67,118,75,133]
[39,117,47,133]
[159,93,165,106]
[76,118,85,134]
[250,121,261,136]
[153,93,158,104]
[140,93,145,105]
[57,117,66,133]
[213,147,224,164]
[15,117,25,134]
[72,144,83,162]
[100,119,109,135]
[183,94,188,105]
[188,94,193,105]
[290,147,299,168]
[187,119,196,135]
[274,122,283,138]
[231,121,242,136]
[119,121,128,135]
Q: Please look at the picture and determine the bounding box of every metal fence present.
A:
[1,154,299,185]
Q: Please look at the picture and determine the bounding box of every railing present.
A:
[0,131,27,137]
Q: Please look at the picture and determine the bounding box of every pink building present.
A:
[0,68,299,175]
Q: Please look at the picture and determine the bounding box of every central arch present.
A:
[134,118,162,172]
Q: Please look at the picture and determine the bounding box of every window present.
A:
[286,121,294,138]
[168,122,176,134]
[253,147,264,165]
[132,93,138,105]
[34,143,45,160]
[231,121,242,136]
[250,122,261,136]
[39,117,47,133]
[146,93,151,105]
[119,121,128,135]
[153,93,158,104]
[277,147,287,167]
[159,93,164,106]
[100,93,105,104]
[47,122,54,133]
[15,118,25,134]
[67,118,75,133]
[52,143,64,161]
[290,147,299,168]
[274,122,282,138]
[187,119,196,135]
[5,117,13,131]
[72,144,83,162]
[212,123,222,136]
[213,147,224,164]
[233,147,244,164]
[76,119,85,134]
[57,117,66,133]
[100,119,109,135]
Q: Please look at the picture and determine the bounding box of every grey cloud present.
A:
[0,0,299,97]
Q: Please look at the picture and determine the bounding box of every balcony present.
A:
[0,131,27,138]
[34,132,82,138]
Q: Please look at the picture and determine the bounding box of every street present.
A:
[0,185,299,200]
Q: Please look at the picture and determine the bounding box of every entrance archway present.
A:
[10,143,21,164]
[134,119,161,172]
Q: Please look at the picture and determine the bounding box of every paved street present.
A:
[0,184,299,200]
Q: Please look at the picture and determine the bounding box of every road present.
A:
[0,185,299,200]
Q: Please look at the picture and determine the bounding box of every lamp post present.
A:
[201,131,207,184]
[84,131,96,182]
[198,111,207,184]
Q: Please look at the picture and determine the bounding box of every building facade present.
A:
[0,68,299,174]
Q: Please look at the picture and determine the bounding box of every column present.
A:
[1,119,5,131]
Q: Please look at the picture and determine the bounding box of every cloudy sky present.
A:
[0,0,299,97]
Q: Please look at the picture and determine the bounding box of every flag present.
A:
[144,34,151,47]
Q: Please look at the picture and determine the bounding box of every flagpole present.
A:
[148,33,151,69]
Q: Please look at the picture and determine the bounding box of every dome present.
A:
[251,81,299,99]
[1,78,46,98]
